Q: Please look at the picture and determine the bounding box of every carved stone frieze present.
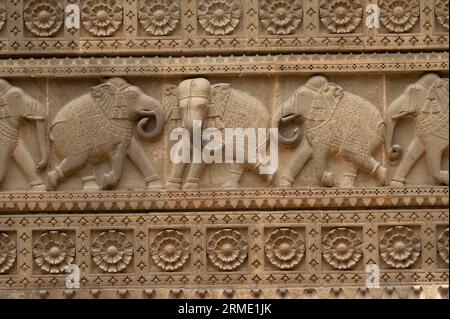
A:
[0,0,447,55]
[0,1,448,299]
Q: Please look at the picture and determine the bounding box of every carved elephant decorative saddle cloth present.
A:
[306,86,383,158]
[416,78,449,141]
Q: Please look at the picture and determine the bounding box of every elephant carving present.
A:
[48,78,165,190]
[272,75,387,188]
[386,73,449,187]
[0,79,48,191]
[164,78,273,189]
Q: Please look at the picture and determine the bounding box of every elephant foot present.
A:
[272,175,294,188]
[146,179,163,190]
[81,176,100,191]
[102,172,117,190]
[166,178,182,190]
[183,178,200,190]
[321,171,335,187]
[30,181,47,192]
[439,171,449,185]
[376,166,388,185]
[390,177,406,188]
[47,170,60,190]
[340,173,356,188]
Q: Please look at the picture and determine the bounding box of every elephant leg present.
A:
[166,162,186,189]
[425,143,448,185]
[103,143,128,190]
[79,163,99,191]
[127,139,162,190]
[183,162,205,189]
[315,145,334,187]
[12,140,46,191]
[48,152,90,189]
[391,137,425,187]
[347,154,386,186]
[0,143,15,187]
[273,142,313,188]
[221,164,246,188]
[341,161,358,188]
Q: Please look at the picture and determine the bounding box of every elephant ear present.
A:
[210,83,231,120]
[91,83,117,118]
[423,78,449,114]
[161,84,180,122]
[0,96,11,119]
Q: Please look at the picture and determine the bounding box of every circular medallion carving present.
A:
[207,229,248,271]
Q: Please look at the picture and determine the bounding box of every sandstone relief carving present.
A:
[273,75,386,188]
[379,225,421,269]
[33,231,75,274]
[319,0,363,34]
[379,0,420,33]
[198,0,241,35]
[265,228,305,270]
[91,230,133,273]
[0,2,6,31]
[139,0,180,36]
[150,229,190,272]
[0,79,48,191]
[48,78,165,191]
[260,0,303,35]
[165,78,272,190]
[24,0,63,37]
[386,73,449,187]
[207,228,248,271]
[82,0,123,37]
[0,232,16,274]
[322,227,363,270]
[435,0,449,30]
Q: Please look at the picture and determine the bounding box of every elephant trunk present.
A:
[36,119,49,169]
[137,107,165,141]
[385,96,408,162]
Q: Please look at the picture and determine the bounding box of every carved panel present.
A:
[0,0,447,56]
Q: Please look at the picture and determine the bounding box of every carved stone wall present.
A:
[0,1,448,299]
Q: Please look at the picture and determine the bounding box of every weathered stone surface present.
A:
[0,1,448,299]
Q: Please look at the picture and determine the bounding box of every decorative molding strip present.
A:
[0,209,447,291]
[0,52,448,77]
[0,0,448,56]
[0,187,448,212]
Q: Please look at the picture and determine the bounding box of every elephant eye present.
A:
[127,91,138,99]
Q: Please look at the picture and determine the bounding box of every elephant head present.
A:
[385,73,442,161]
[274,75,329,145]
[90,78,165,141]
[0,79,48,168]
[175,78,211,133]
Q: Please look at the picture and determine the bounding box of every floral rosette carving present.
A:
[150,230,190,271]
[380,226,421,269]
[24,0,63,37]
[82,0,123,37]
[198,0,241,35]
[265,228,305,270]
[379,0,419,33]
[92,230,133,273]
[437,228,449,264]
[435,0,449,30]
[0,3,6,31]
[0,233,16,274]
[207,229,248,271]
[319,0,363,34]
[322,228,363,270]
[139,0,180,36]
[260,0,303,35]
[33,231,75,274]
